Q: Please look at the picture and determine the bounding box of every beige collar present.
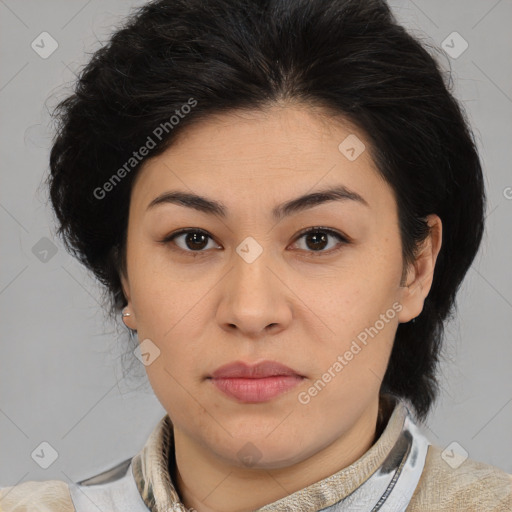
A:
[131,395,409,511]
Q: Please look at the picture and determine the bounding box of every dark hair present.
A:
[46,0,485,421]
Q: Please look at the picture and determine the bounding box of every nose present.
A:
[216,245,293,338]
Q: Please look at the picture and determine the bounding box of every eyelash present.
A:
[159,227,350,258]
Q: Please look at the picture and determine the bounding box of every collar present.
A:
[129,394,430,511]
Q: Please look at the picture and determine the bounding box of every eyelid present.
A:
[160,226,350,256]
[293,226,351,244]
[290,227,350,257]
[160,228,219,255]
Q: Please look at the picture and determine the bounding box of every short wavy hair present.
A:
[46,0,486,421]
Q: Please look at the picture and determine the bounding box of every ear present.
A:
[397,214,443,323]
[120,271,138,331]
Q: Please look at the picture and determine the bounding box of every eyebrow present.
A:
[146,184,369,221]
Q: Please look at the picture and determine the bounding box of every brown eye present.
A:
[181,231,209,250]
[161,226,349,258]
[292,227,349,255]
[163,229,219,253]
[304,231,329,251]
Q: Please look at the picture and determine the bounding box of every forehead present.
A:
[130,104,394,216]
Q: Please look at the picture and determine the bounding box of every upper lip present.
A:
[210,360,304,379]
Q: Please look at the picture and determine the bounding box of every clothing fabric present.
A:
[1,396,510,511]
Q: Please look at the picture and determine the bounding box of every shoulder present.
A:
[0,458,134,512]
[407,443,512,511]
[0,479,74,511]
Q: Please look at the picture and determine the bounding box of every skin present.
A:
[120,103,442,512]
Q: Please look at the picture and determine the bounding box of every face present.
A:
[120,104,440,469]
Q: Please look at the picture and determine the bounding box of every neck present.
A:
[171,397,387,512]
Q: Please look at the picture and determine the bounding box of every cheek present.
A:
[319,269,398,329]
[349,249,402,315]
[128,258,202,341]
[144,362,192,430]
[313,262,400,376]
[142,335,205,395]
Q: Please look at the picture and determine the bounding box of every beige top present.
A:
[1,397,511,511]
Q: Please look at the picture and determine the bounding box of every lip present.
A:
[210,376,303,403]
[210,360,303,379]
[208,360,304,403]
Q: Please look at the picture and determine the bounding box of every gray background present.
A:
[0,0,511,487]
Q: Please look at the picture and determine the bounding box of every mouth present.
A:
[209,375,304,403]
[208,360,305,403]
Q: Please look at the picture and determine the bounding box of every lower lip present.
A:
[210,376,304,402]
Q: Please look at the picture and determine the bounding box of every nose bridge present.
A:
[232,235,276,303]
[217,234,291,334]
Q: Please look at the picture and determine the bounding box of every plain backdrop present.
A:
[0,0,511,486]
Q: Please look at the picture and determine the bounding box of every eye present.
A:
[290,227,350,256]
[161,228,219,254]
[160,227,350,257]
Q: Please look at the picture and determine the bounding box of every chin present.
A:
[219,430,313,467]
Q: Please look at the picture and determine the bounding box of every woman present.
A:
[1,0,510,510]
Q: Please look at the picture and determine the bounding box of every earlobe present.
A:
[121,305,137,330]
[120,273,137,330]
[397,214,443,323]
